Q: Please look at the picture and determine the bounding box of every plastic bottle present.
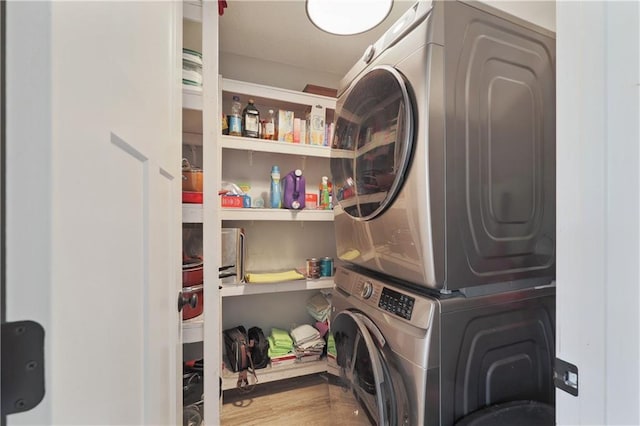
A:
[263,109,276,140]
[228,96,242,136]
[242,99,260,138]
[319,176,330,210]
[270,165,282,208]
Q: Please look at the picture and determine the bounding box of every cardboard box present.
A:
[307,104,326,146]
[305,193,318,209]
[221,195,243,208]
[278,110,294,142]
[300,120,307,145]
[293,118,301,143]
[303,84,337,98]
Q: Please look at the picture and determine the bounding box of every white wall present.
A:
[556,1,640,424]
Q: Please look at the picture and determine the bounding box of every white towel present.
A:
[290,324,320,345]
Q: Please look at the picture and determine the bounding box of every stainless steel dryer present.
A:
[330,0,556,292]
[327,266,556,425]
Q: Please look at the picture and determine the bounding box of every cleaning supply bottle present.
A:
[270,165,282,208]
[319,176,330,210]
[228,95,242,136]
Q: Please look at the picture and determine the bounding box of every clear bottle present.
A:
[263,109,277,140]
[270,165,282,209]
[242,99,260,138]
[319,176,330,210]
[228,95,242,136]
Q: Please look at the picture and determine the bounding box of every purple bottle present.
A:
[283,169,306,210]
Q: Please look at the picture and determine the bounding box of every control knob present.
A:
[361,281,373,299]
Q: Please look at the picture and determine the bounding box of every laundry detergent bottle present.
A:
[270,165,282,208]
[283,169,306,210]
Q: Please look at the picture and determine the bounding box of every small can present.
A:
[320,257,334,277]
[306,258,321,279]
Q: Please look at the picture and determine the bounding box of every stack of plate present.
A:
[183,48,203,91]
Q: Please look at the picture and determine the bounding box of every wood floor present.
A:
[220,374,333,426]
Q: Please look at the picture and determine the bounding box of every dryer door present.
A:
[331,65,414,220]
[328,310,409,426]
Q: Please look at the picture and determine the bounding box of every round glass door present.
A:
[328,310,408,425]
[331,66,414,220]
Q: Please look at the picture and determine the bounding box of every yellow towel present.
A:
[245,269,305,284]
[340,249,361,261]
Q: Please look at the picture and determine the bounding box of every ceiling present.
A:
[219,0,416,87]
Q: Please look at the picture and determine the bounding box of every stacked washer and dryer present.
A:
[327,1,556,425]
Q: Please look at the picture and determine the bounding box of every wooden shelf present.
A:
[220,207,333,221]
[221,358,327,391]
[220,277,334,297]
[182,204,203,223]
[220,135,331,158]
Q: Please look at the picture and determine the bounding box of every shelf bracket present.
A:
[301,156,307,171]
[247,150,254,167]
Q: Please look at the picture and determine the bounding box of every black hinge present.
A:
[554,357,579,396]
[1,320,45,415]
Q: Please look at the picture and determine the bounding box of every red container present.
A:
[182,284,203,320]
[182,263,203,286]
[182,191,203,204]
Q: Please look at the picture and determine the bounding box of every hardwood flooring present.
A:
[220,373,333,426]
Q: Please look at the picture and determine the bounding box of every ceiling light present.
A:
[306,0,393,36]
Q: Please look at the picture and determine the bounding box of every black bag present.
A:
[247,326,269,369]
[223,326,249,373]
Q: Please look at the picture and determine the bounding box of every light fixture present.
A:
[306,0,393,36]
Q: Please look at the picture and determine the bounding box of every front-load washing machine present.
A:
[330,0,556,292]
[328,266,555,425]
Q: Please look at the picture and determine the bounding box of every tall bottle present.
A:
[263,109,277,140]
[228,95,242,136]
[319,176,330,210]
[242,99,260,138]
[270,165,282,208]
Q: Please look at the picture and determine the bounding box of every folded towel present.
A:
[270,328,293,346]
[306,293,331,322]
[340,249,361,261]
[245,270,305,283]
[327,334,336,357]
[290,324,320,345]
[268,339,293,357]
[296,337,326,350]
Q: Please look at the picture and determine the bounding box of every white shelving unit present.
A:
[221,358,327,391]
[219,79,337,392]
[220,207,333,222]
[220,135,331,158]
[221,277,334,297]
[183,1,202,23]
[179,54,339,420]
[182,88,203,111]
[183,314,204,344]
[182,203,203,223]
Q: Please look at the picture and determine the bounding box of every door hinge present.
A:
[554,357,579,396]
[1,320,46,415]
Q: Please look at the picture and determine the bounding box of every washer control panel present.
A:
[379,287,415,320]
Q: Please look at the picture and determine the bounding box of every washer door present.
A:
[328,310,409,426]
[331,66,415,220]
